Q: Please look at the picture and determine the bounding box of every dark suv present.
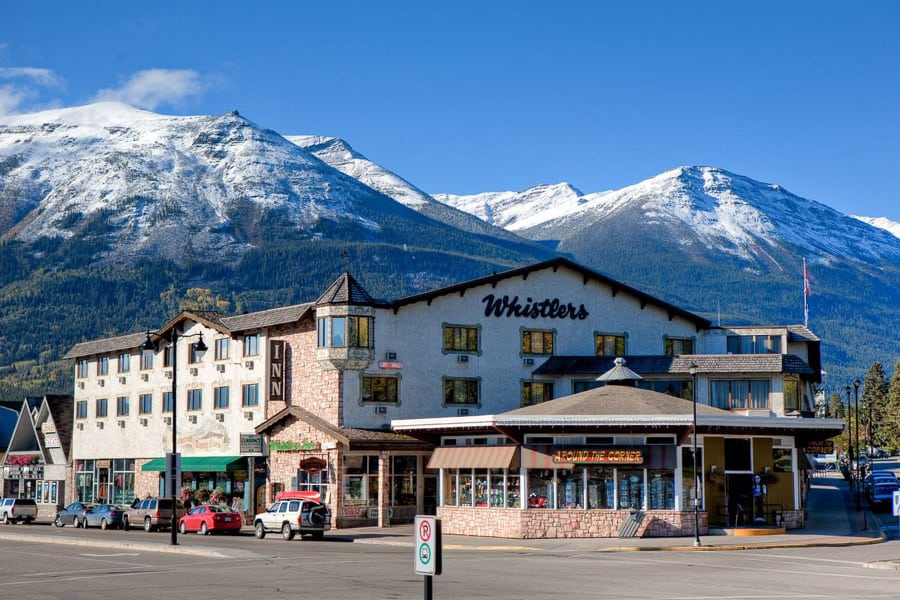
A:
[124,497,183,531]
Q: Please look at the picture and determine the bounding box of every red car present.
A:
[178,504,242,535]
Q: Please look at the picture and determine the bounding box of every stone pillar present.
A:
[378,451,391,528]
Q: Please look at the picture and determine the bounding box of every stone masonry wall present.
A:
[436,507,710,539]
[272,319,342,425]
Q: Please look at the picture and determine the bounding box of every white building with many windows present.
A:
[64,257,838,534]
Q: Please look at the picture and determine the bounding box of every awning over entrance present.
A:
[141,456,246,472]
[427,445,519,469]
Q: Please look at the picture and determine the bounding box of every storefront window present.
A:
[112,459,135,504]
[617,469,644,510]
[391,456,417,507]
[587,466,615,509]
[557,468,583,509]
[489,470,505,507]
[342,455,379,519]
[527,470,553,508]
[445,472,458,506]
[648,469,675,509]
[473,469,488,506]
[76,460,94,502]
[298,468,329,499]
[681,447,703,511]
[459,471,473,506]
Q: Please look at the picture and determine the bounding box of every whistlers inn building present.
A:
[64,257,842,537]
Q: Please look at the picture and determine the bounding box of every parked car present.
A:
[54,502,94,527]
[178,504,242,535]
[867,482,900,511]
[124,497,184,532]
[253,492,331,540]
[864,471,897,493]
[82,504,126,529]
[0,498,38,524]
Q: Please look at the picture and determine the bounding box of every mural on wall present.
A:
[171,421,230,452]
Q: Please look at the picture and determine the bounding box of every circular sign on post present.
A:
[414,515,441,576]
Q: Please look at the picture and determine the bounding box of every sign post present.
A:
[414,515,442,600]
[893,490,900,536]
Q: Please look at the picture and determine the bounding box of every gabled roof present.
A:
[389,257,712,328]
[63,331,149,360]
[255,406,428,450]
[43,394,74,460]
[316,272,383,306]
[533,354,817,377]
[506,385,732,417]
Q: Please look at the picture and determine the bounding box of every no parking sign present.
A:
[414,515,442,576]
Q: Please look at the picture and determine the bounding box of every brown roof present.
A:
[505,385,732,418]
[316,272,382,306]
[63,331,150,360]
[222,303,313,332]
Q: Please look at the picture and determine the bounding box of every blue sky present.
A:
[2,1,898,220]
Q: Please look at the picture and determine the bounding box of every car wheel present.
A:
[122,516,129,531]
[254,522,266,539]
[54,516,64,527]
[200,522,208,536]
[2,513,9,525]
[281,522,295,541]
[179,521,187,534]
[144,517,153,532]
[82,518,89,529]
[101,518,109,530]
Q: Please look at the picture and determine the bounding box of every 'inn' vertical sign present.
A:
[269,340,285,401]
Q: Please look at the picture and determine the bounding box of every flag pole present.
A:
[803,258,809,328]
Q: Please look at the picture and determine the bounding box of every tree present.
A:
[861,362,889,453]
[883,360,900,450]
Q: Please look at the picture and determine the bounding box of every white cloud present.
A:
[0,67,67,115]
[92,69,207,110]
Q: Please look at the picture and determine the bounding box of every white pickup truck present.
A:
[253,491,331,540]
[0,498,38,524]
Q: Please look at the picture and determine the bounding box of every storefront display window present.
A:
[556,468,583,509]
[527,470,553,508]
[76,460,94,502]
[459,471,473,506]
[681,447,703,511]
[112,459,136,504]
[587,466,615,509]
[342,455,379,519]
[617,469,644,510]
[489,470,505,507]
[648,469,675,509]
[391,456,417,506]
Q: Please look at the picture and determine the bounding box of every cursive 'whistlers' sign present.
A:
[482,294,589,320]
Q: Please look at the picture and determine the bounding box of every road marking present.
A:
[79,552,141,557]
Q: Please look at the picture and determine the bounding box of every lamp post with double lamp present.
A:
[853,379,861,512]
[689,363,701,547]
[143,328,207,546]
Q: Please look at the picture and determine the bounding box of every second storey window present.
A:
[594,333,626,356]
[95,398,108,418]
[76,400,88,419]
[443,377,480,406]
[726,334,782,354]
[317,316,373,348]
[116,396,129,417]
[522,381,554,407]
[77,359,89,379]
[163,346,173,368]
[215,338,230,361]
[443,325,479,353]
[139,393,153,415]
[140,348,153,370]
[664,337,694,356]
[187,389,202,411]
[118,353,131,373]
[98,356,109,376]
[214,386,230,409]
[522,330,554,355]
[711,380,769,410]
[242,383,259,407]
[162,391,173,413]
[189,341,205,364]
[361,375,399,404]
[243,334,259,357]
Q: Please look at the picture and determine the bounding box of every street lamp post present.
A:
[853,379,861,512]
[845,385,853,498]
[690,363,701,547]
[143,328,207,546]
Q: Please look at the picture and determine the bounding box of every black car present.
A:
[54,501,94,527]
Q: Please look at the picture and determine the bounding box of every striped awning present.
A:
[426,445,519,469]
[521,447,573,469]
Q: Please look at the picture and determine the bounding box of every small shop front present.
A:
[393,386,844,539]
[139,455,255,511]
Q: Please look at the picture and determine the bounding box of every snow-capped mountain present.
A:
[286,135,528,242]
[437,167,900,270]
[433,183,602,231]
[853,215,900,240]
[0,102,550,269]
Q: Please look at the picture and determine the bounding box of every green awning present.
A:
[141,456,246,472]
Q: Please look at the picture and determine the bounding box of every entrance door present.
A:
[725,474,753,527]
[96,467,110,504]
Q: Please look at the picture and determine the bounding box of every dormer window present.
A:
[726,334,781,354]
